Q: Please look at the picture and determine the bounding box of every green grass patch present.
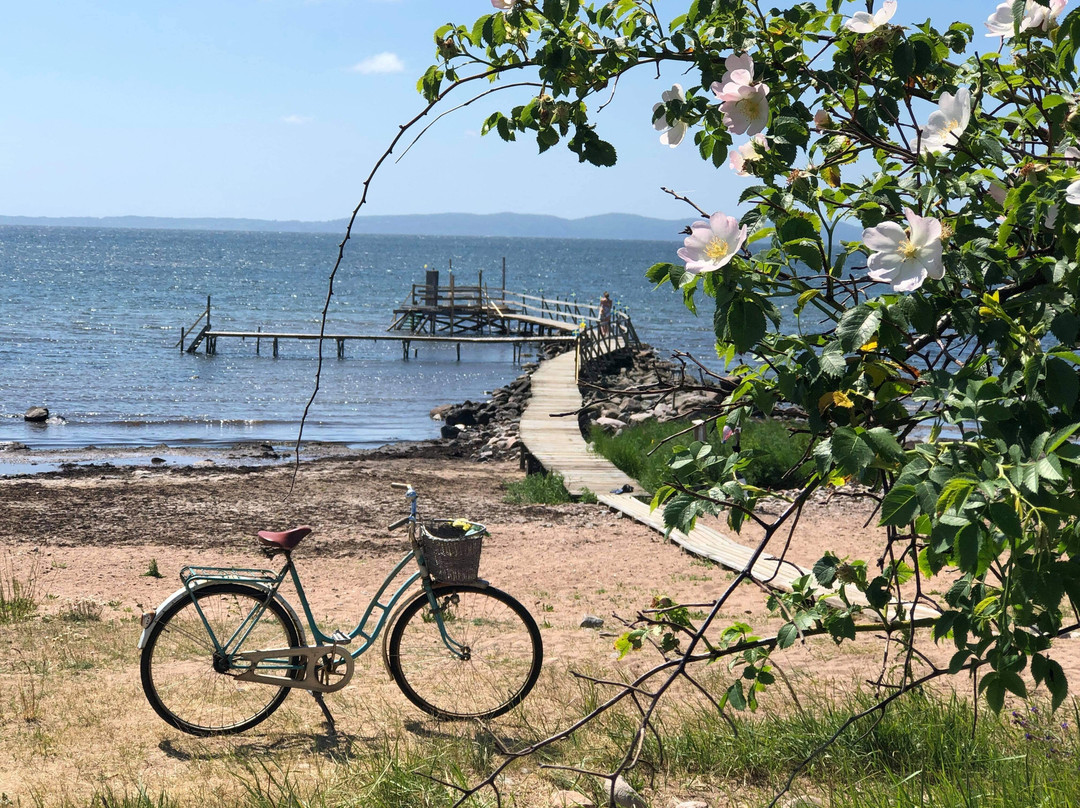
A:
[589,417,812,492]
[588,418,694,494]
[502,472,573,504]
[0,554,39,624]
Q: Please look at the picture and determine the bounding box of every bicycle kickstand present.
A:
[311,691,337,734]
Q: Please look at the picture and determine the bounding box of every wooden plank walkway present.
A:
[519,351,637,497]
[596,493,804,589]
[519,350,938,620]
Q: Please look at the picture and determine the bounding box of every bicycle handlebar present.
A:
[388,482,418,531]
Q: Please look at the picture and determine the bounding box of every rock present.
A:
[612,776,647,808]
[0,442,29,452]
[440,424,459,439]
[150,457,166,465]
[23,406,49,422]
[595,416,628,430]
[675,802,708,808]
[429,404,453,420]
[628,412,653,424]
[580,615,604,629]
[552,790,595,807]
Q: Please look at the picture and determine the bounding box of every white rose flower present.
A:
[863,208,945,292]
[652,84,688,148]
[986,0,1066,36]
[1066,179,1080,206]
[716,81,770,136]
[677,213,749,275]
[920,87,972,154]
[845,0,897,33]
[729,134,768,176]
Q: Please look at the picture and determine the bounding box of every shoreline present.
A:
[0,438,457,478]
[0,341,716,479]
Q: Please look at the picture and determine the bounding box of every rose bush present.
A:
[413,0,1080,720]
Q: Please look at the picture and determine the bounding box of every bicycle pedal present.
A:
[331,630,352,645]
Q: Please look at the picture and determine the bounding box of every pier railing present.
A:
[575,311,639,379]
[176,295,212,353]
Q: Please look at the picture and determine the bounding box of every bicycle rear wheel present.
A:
[386,584,543,720]
[140,583,303,736]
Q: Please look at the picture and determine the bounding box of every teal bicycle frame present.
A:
[160,486,470,686]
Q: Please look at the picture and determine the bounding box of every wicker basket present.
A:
[420,520,486,582]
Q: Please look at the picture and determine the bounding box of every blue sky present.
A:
[1,1,1007,221]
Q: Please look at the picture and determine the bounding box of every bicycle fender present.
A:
[137,582,307,649]
[379,579,491,678]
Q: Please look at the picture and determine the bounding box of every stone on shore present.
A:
[24,406,49,422]
[612,776,647,808]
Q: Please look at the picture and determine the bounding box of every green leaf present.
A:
[880,484,920,526]
[777,621,799,649]
[813,554,840,587]
[726,296,767,354]
[836,304,882,352]
[1046,357,1079,413]
[832,427,875,477]
[827,614,856,643]
[892,42,914,79]
[864,427,906,464]
[956,522,983,573]
[936,476,977,515]
[725,680,748,711]
[988,501,1023,541]
[981,671,1006,713]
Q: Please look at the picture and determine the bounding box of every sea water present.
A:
[0,226,723,451]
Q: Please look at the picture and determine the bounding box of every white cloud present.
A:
[351,52,405,74]
[282,115,312,125]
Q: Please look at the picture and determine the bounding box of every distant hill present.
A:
[0,212,690,242]
[0,211,867,244]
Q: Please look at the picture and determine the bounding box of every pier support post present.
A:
[273,338,279,358]
[456,342,461,361]
[336,338,345,359]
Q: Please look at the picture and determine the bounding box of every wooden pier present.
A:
[176,268,633,363]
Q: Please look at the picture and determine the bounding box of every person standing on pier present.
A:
[599,291,612,336]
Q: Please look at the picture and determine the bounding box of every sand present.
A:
[1,449,1076,805]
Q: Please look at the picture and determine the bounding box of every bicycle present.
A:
[137,483,543,736]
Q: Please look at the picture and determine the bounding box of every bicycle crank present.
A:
[233,645,355,693]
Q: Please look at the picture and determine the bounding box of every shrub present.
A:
[502,472,573,504]
[590,418,812,493]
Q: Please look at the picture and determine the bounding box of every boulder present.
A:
[580,615,604,629]
[24,406,49,422]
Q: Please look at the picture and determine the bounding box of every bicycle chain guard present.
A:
[233,645,355,693]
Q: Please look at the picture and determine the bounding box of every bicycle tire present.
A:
[386,584,543,720]
[140,583,303,736]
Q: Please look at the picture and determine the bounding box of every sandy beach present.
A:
[2,445,1079,805]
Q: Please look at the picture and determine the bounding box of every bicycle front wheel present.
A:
[140,583,303,736]
[386,584,543,720]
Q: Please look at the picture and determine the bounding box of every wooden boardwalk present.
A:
[519,351,637,496]
[519,348,939,618]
